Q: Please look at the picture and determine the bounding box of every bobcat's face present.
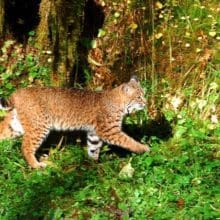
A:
[121,76,146,114]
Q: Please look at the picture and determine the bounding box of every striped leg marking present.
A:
[87,132,103,160]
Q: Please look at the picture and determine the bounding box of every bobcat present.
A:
[0,76,150,168]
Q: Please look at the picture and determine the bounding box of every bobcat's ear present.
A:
[130,75,139,83]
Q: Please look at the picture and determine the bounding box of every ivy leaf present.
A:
[119,159,134,179]
[174,125,187,139]
[91,40,97,49]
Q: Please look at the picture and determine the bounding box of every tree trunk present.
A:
[0,0,5,37]
[37,0,86,86]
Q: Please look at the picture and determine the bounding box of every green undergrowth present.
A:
[0,37,51,98]
[0,115,219,219]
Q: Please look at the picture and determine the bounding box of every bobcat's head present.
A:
[120,76,146,114]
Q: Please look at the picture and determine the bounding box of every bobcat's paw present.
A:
[31,161,47,169]
[88,148,100,161]
[38,162,47,168]
[136,144,150,153]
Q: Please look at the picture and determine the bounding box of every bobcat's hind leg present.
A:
[87,132,103,160]
[21,126,50,168]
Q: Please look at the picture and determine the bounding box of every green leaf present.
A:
[91,40,97,49]
[98,29,106,38]
[174,125,187,138]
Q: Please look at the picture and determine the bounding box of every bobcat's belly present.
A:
[10,109,24,136]
[52,119,95,132]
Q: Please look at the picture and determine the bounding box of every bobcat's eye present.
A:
[138,95,143,100]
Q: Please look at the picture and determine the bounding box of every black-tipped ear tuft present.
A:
[130,75,139,83]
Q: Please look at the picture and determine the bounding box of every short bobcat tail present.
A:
[0,98,12,111]
[0,98,14,140]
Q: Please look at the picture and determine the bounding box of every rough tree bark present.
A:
[37,0,85,85]
[0,0,5,37]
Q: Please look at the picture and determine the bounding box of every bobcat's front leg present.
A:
[98,127,150,153]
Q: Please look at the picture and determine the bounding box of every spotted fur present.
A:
[0,76,150,168]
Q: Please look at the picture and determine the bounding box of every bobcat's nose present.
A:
[140,96,147,107]
[140,99,147,108]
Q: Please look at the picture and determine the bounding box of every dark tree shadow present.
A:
[70,0,105,85]
[4,0,41,43]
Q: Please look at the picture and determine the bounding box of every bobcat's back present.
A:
[10,87,102,131]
